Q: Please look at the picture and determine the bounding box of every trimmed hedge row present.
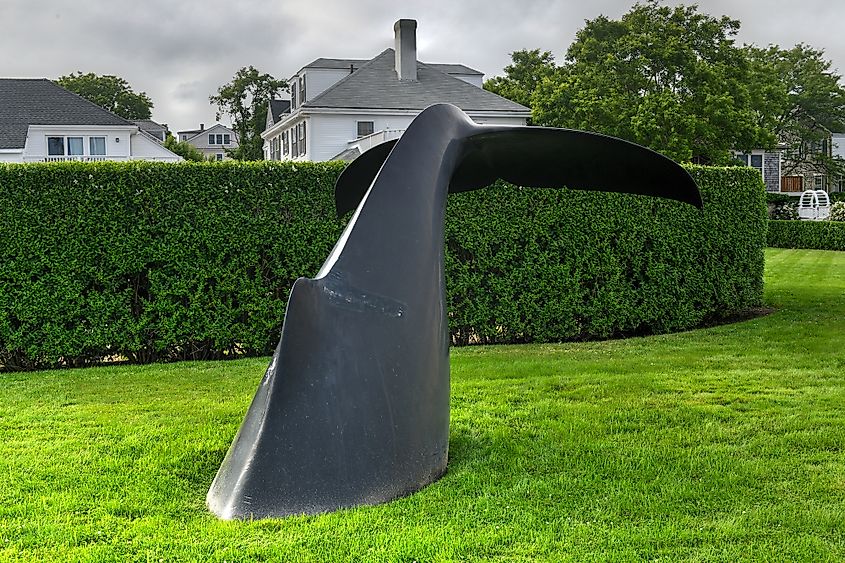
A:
[767,220,845,251]
[0,161,765,370]
[446,166,766,344]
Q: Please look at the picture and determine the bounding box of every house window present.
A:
[735,154,749,166]
[299,122,306,156]
[216,134,224,145]
[224,134,231,145]
[182,134,187,141]
[750,154,763,176]
[291,81,297,109]
[209,134,215,145]
[299,76,306,104]
[47,137,65,156]
[282,131,289,156]
[216,153,224,161]
[291,128,298,157]
[67,137,84,156]
[89,137,106,155]
[357,121,375,138]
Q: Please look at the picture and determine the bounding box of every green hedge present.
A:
[0,161,765,370]
[766,192,795,205]
[767,220,845,251]
[446,166,766,344]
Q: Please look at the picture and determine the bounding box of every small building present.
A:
[0,78,181,163]
[176,123,239,161]
[262,19,531,162]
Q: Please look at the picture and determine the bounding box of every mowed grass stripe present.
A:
[0,248,843,561]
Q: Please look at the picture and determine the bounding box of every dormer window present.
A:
[291,79,297,109]
[299,76,306,104]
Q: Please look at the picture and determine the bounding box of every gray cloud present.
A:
[2,0,844,132]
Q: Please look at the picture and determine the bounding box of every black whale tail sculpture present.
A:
[207,103,702,519]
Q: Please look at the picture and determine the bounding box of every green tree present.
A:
[532,1,772,164]
[210,67,286,161]
[163,134,205,162]
[746,44,845,178]
[56,72,153,120]
[484,49,557,112]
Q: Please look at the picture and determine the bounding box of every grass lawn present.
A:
[1,248,843,562]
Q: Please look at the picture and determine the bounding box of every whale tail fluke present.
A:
[335,120,701,218]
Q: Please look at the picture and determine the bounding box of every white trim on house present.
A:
[6,125,182,163]
[261,20,530,162]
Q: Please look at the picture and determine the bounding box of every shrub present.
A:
[768,220,845,251]
[0,161,765,370]
[829,201,845,222]
[766,192,794,205]
[772,202,799,220]
[829,192,845,203]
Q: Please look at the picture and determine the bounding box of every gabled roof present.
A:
[177,123,236,141]
[0,78,132,150]
[300,58,369,72]
[133,119,168,143]
[298,58,482,77]
[302,49,527,114]
[269,99,291,123]
[426,63,483,76]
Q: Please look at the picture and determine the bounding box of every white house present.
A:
[262,19,531,162]
[0,79,180,163]
[176,123,240,161]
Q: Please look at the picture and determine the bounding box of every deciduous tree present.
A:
[746,44,845,178]
[163,134,205,162]
[483,49,556,113]
[56,72,153,120]
[210,67,286,161]
[531,1,772,164]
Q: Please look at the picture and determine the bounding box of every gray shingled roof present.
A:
[301,58,369,72]
[0,78,131,150]
[302,49,528,114]
[426,63,483,76]
[301,58,481,76]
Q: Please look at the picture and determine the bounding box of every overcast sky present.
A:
[2,0,843,133]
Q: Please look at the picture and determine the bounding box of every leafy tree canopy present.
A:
[163,134,205,162]
[528,1,773,164]
[483,49,556,113]
[746,44,845,177]
[56,72,153,120]
[210,66,286,161]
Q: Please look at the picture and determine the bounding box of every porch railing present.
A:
[349,129,405,154]
[40,156,119,163]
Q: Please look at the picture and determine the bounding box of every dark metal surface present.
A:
[207,103,701,519]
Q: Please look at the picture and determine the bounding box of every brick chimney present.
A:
[200,123,205,131]
[394,19,417,81]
